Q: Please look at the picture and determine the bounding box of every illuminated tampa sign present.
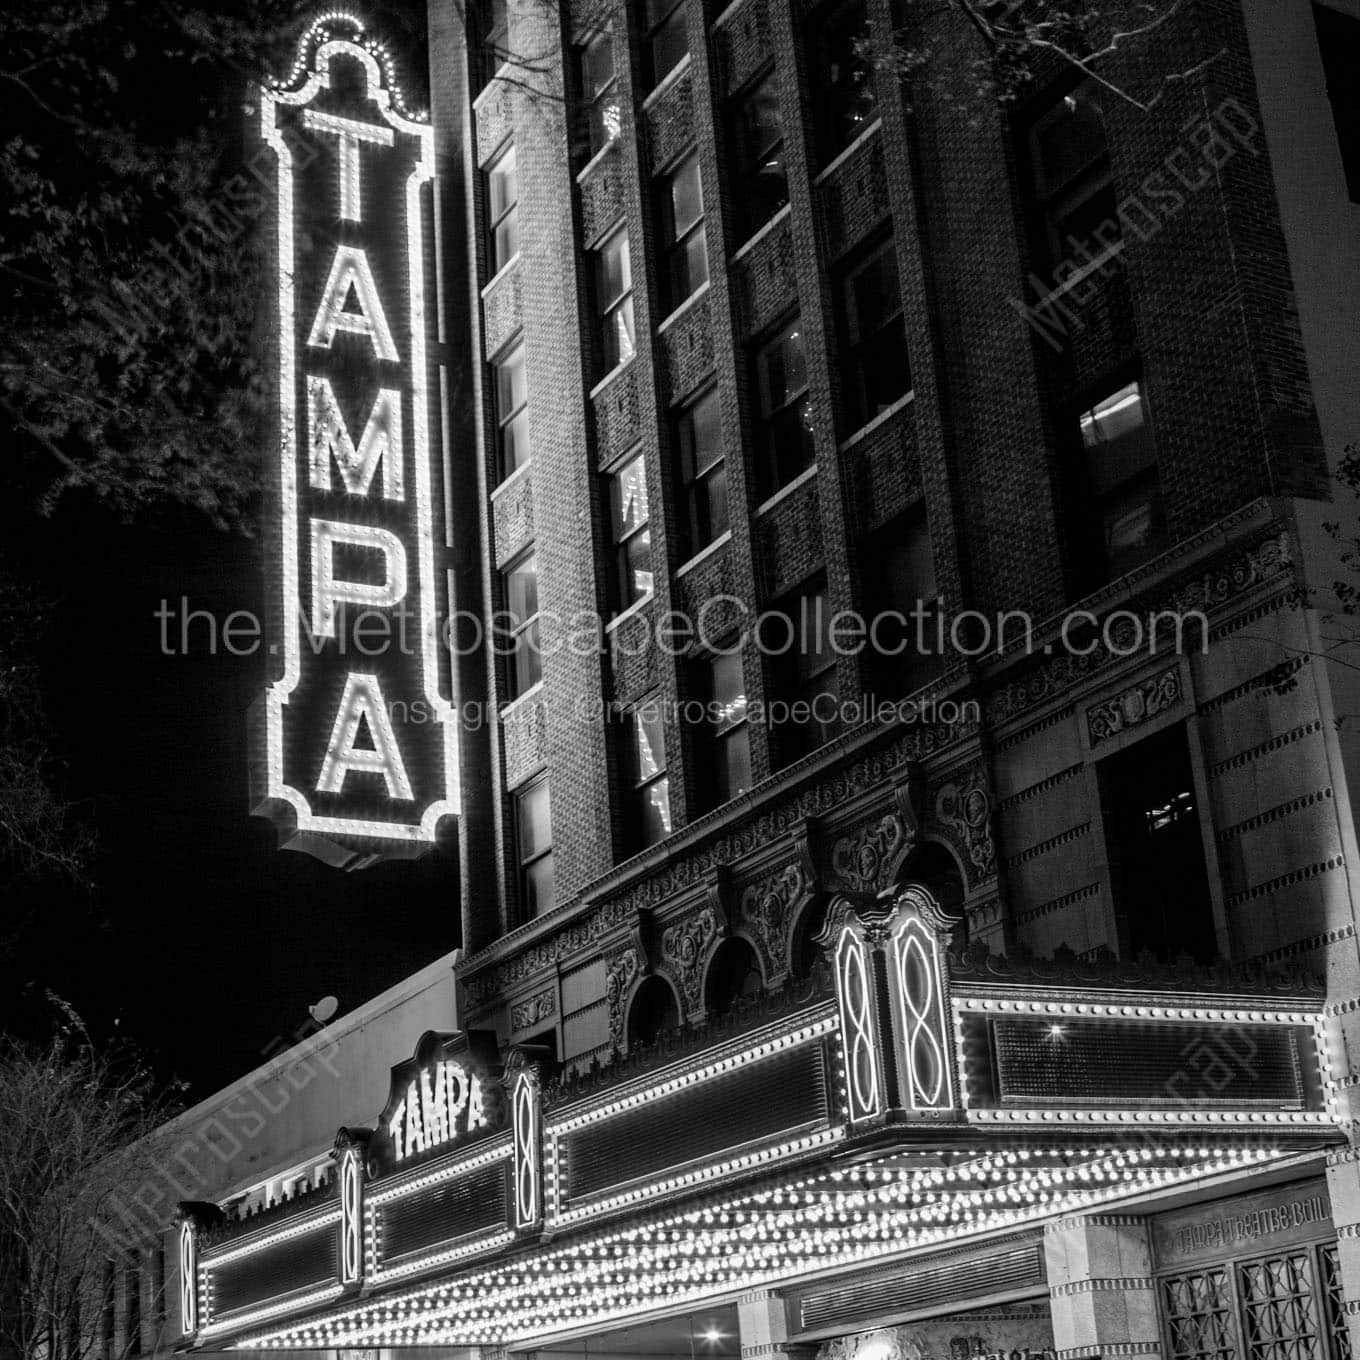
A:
[372,1031,503,1170]
[250,14,456,864]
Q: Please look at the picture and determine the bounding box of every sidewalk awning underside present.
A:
[235,1140,1283,1350]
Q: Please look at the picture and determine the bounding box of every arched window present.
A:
[791,899,829,980]
[627,976,679,1047]
[704,938,762,1016]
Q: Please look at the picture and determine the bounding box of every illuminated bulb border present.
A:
[234,1143,1282,1350]
[956,996,1319,1025]
[550,1014,836,1133]
[198,1283,345,1341]
[201,1205,341,1268]
[547,1126,844,1229]
[369,1137,512,1206]
[259,32,457,842]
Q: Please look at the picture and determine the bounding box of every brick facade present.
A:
[440,0,1354,1068]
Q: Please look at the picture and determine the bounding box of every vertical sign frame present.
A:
[252,16,457,861]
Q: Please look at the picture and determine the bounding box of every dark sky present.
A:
[3,506,460,1099]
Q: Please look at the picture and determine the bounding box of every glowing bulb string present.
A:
[239,1143,1279,1348]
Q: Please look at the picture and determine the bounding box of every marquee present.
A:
[250,15,457,865]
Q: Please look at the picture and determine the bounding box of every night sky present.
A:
[0,0,448,1100]
[3,504,460,1099]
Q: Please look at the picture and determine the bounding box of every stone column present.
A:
[738,1290,798,1360]
[1326,1147,1360,1353]
[1044,1212,1161,1359]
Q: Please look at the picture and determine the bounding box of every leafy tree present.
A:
[0,1001,183,1360]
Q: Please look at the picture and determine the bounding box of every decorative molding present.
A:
[510,987,557,1033]
[1209,721,1322,777]
[1227,857,1345,908]
[1051,1277,1155,1295]
[1087,666,1182,746]
[740,855,812,988]
[829,812,909,894]
[604,947,641,1050]
[661,906,721,1020]
[460,728,968,1005]
[1005,822,1089,870]
[998,763,1084,810]
[931,762,995,885]
[1216,788,1332,843]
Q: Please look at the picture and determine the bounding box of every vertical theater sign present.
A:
[250,16,457,865]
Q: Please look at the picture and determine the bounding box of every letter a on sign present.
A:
[250,16,457,859]
[318,673,413,800]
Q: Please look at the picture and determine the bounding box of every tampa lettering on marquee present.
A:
[251,16,457,860]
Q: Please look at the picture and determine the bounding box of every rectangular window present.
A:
[692,650,751,808]
[577,30,621,161]
[625,702,672,847]
[493,340,529,479]
[595,226,636,373]
[609,453,654,610]
[503,549,542,697]
[1313,5,1360,203]
[838,237,909,432]
[768,583,838,765]
[639,0,688,89]
[155,1245,166,1324]
[660,151,709,312]
[1076,376,1162,582]
[861,503,939,699]
[728,70,787,241]
[514,776,554,918]
[1163,1268,1237,1360]
[1239,1252,1325,1360]
[676,385,728,557]
[486,143,519,272]
[753,315,815,499]
[811,0,877,163]
[1099,723,1216,965]
[1027,82,1119,270]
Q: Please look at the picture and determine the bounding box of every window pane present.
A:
[680,388,722,478]
[651,5,689,83]
[640,777,673,842]
[505,554,538,623]
[502,407,530,475]
[632,709,666,782]
[1035,88,1109,199]
[669,156,704,238]
[611,456,649,541]
[849,246,901,344]
[599,230,631,307]
[710,650,747,732]
[493,211,519,268]
[794,588,831,683]
[1080,380,1156,494]
[496,343,526,418]
[489,146,517,219]
[700,463,729,542]
[820,0,876,156]
[605,294,636,368]
[759,321,807,413]
[621,525,654,603]
[517,778,551,857]
[736,74,782,159]
[582,32,615,99]
[715,725,752,802]
[513,614,542,692]
[858,315,910,416]
[525,853,555,916]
